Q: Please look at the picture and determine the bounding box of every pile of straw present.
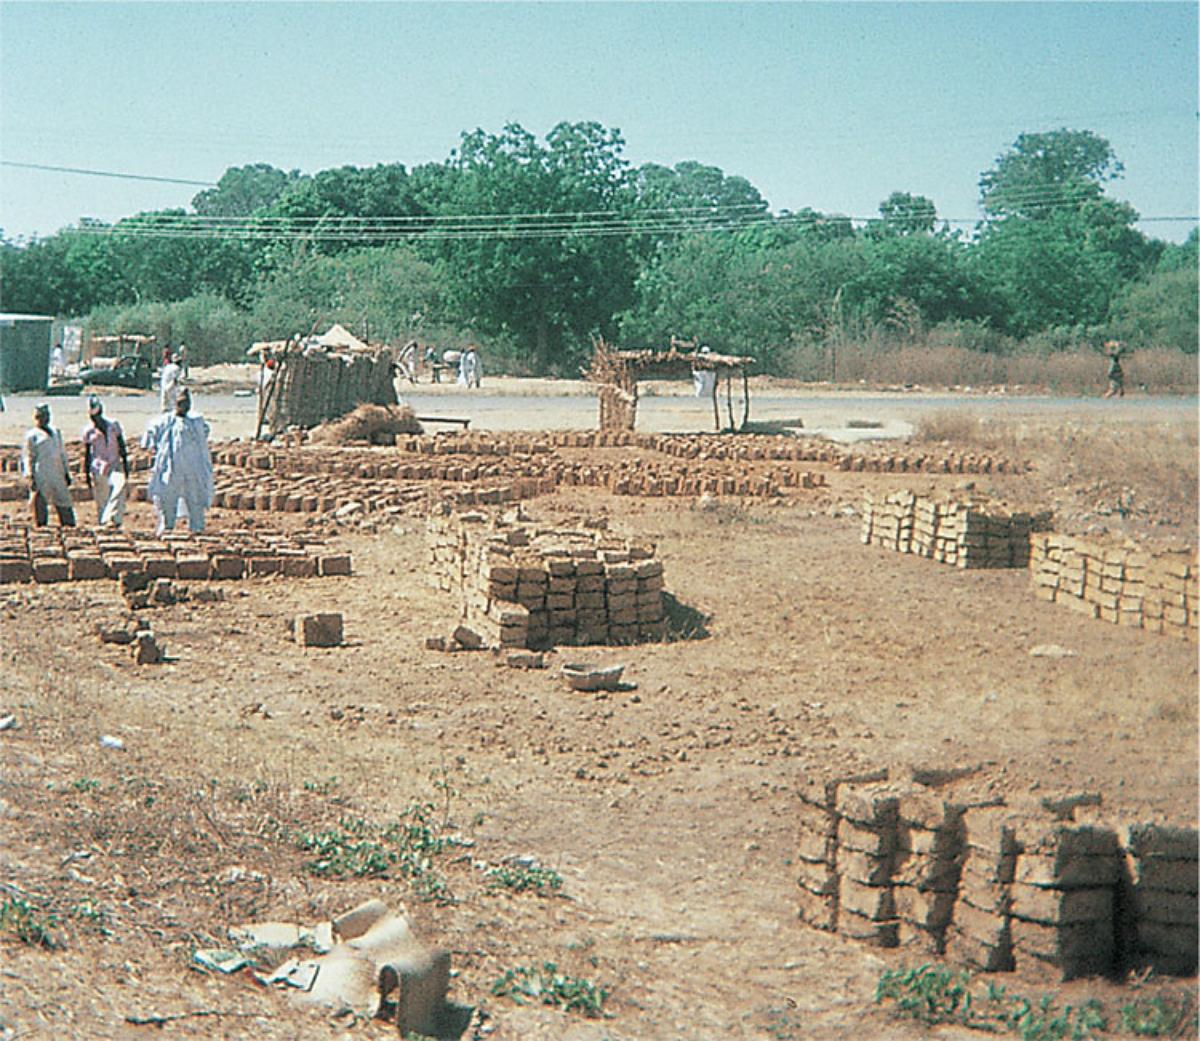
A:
[308,404,423,445]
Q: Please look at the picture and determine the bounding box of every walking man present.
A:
[21,403,76,527]
[159,347,182,412]
[1103,340,1126,399]
[141,389,213,535]
[82,395,129,527]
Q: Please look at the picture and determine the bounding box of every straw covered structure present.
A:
[308,403,424,445]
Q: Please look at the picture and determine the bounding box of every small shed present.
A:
[587,338,756,433]
[0,313,54,392]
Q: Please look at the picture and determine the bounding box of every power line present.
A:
[0,160,216,187]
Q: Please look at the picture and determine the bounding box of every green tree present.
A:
[192,163,302,217]
[875,191,937,235]
[979,128,1123,220]
[420,121,640,372]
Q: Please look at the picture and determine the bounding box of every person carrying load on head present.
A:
[141,389,213,535]
[1102,340,1126,399]
[21,403,76,528]
[82,395,130,527]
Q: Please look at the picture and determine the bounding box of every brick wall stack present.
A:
[427,508,666,650]
[862,491,1052,569]
[795,770,1198,980]
[1029,534,1197,640]
[1118,824,1198,976]
[0,518,350,583]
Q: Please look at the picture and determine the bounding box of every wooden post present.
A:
[740,366,750,430]
[710,369,720,431]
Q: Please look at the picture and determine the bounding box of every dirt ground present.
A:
[0,400,1196,1040]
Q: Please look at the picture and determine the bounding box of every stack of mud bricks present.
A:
[1029,534,1197,640]
[795,770,1198,981]
[0,517,350,584]
[427,509,666,650]
[862,491,1052,568]
[0,447,154,502]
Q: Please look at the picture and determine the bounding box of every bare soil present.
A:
[0,416,1196,1040]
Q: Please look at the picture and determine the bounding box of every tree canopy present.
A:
[0,122,1193,368]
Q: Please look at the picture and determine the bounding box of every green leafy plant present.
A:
[1119,992,1197,1037]
[71,778,101,793]
[485,864,564,894]
[0,898,59,948]
[876,964,1113,1040]
[293,803,461,902]
[491,962,608,1017]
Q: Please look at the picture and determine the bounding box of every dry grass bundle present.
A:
[308,403,423,445]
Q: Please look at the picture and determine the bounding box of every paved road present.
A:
[1,382,1194,446]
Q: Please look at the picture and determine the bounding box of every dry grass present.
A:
[307,403,423,444]
[916,411,1199,530]
[793,344,1198,394]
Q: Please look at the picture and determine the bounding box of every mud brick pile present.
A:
[0,518,350,584]
[0,446,155,503]
[1118,824,1198,976]
[795,769,1198,980]
[427,508,666,650]
[862,490,1052,568]
[1029,534,1197,640]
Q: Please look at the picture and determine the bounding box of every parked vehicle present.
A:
[78,354,153,390]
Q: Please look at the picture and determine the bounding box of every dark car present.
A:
[78,354,153,391]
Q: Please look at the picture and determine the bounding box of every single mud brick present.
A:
[838,818,897,857]
[280,555,317,579]
[32,558,68,583]
[836,782,901,829]
[952,899,1011,944]
[796,886,837,932]
[1131,857,1199,894]
[838,847,894,887]
[1134,922,1199,974]
[1128,887,1197,925]
[795,859,838,896]
[839,877,895,922]
[1010,884,1112,925]
[944,923,1014,972]
[452,625,485,650]
[609,623,638,645]
[894,884,956,930]
[319,554,352,577]
[837,908,898,948]
[897,919,942,955]
[893,851,962,893]
[143,555,176,579]
[1014,851,1119,890]
[799,767,887,811]
[247,555,282,577]
[175,554,210,580]
[958,870,1010,915]
[206,554,243,580]
[796,826,836,866]
[1123,824,1199,861]
[296,612,344,648]
[1010,918,1114,980]
[67,553,106,581]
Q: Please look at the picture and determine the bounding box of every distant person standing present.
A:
[50,342,66,376]
[21,403,76,527]
[1103,340,1126,399]
[177,342,190,379]
[142,389,213,535]
[159,348,181,412]
[457,344,482,388]
[82,395,129,527]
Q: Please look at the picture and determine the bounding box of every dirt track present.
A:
[0,416,1196,1039]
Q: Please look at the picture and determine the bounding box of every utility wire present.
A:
[0,160,216,187]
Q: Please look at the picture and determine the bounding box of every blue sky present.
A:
[1,2,1196,243]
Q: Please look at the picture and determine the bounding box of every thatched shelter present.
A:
[252,328,398,438]
[586,337,756,433]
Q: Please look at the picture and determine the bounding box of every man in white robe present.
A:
[21,403,76,527]
[159,349,182,412]
[142,390,213,535]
